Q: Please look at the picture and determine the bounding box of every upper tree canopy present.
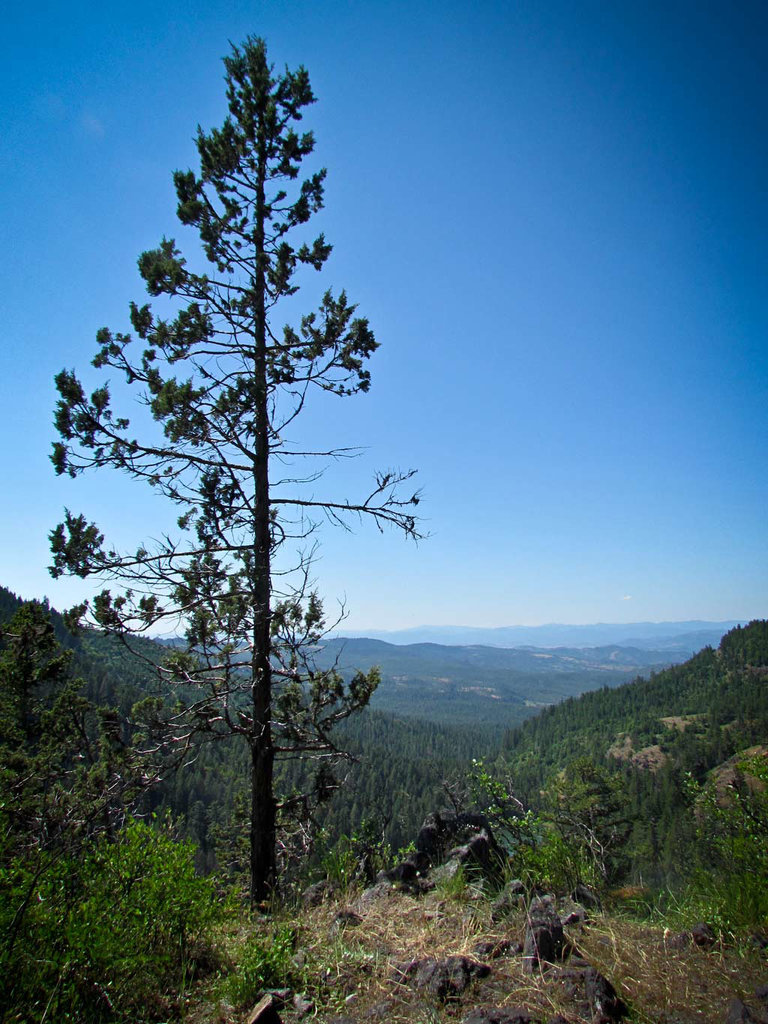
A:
[51,36,419,637]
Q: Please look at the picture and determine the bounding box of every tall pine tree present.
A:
[50,37,420,902]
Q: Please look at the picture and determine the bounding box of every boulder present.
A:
[393,955,490,1001]
[584,966,627,1021]
[446,828,502,875]
[522,896,564,972]
[380,810,498,884]
[691,922,716,948]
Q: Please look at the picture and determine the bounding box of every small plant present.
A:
[320,818,393,890]
[516,826,598,894]
[320,842,359,888]
[435,864,469,899]
[226,924,299,1008]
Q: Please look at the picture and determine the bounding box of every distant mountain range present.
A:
[339,620,744,650]
[312,634,709,725]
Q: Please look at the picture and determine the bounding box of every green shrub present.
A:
[1,818,219,1021]
[320,818,392,890]
[226,925,298,1008]
[515,827,597,894]
[682,755,768,936]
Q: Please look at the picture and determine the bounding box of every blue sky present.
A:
[1,0,766,630]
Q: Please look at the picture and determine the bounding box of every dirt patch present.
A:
[607,734,634,762]
[660,715,706,732]
[630,745,667,772]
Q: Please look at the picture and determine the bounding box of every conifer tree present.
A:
[50,37,420,902]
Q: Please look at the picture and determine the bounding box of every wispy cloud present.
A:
[80,113,105,138]
[621,594,632,601]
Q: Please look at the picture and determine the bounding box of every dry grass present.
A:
[184,882,768,1024]
[577,917,767,1023]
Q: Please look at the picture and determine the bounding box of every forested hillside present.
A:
[497,620,768,884]
[502,620,768,789]
[0,587,506,865]
[0,585,683,864]
[3,584,767,1021]
[3,585,766,877]
[3,584,766,881]
[310,635,688,725]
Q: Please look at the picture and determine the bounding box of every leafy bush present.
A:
[468,758,598,893]
[1,818,219,1021]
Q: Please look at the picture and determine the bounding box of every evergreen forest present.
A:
[1,583,767,1021]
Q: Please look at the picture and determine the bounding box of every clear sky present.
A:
[1,0,766,631]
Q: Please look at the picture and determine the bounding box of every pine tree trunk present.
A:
[250,127,275,906]
[249,347,276,904]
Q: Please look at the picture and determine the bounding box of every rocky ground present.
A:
[185,878,767,1024]
[181,812,767,1024]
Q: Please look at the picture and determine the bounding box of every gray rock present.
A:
[264,988,291,1006]
[559,896,589,926]
[523,896,564,972]
[431,857,464,883]
[561,907,588,927]
[292,994,313,1016]
[585,966,627,1021]
[393,955,490,1001]
[246,994,282,1024]
[381,810,498,884]
[356,880,394,908]
[725,999,759,1023]
[446,828,502,876]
